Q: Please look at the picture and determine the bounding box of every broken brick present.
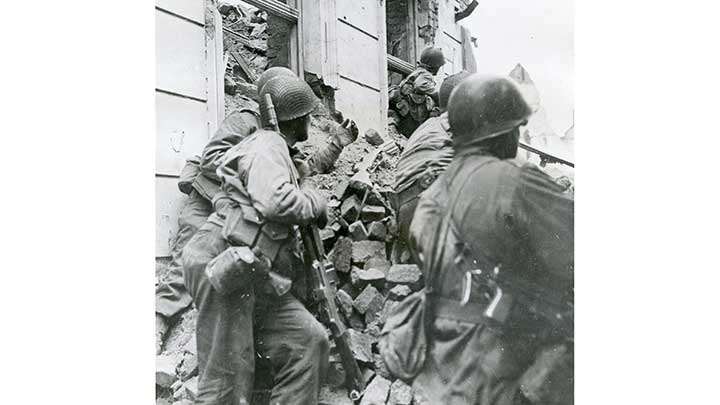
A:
[360,375,392,405]
[179,352,198,381]
[351,241,386,265]
[334,178,350,200]
[386,264,423,291]
[330,237,353,273]
[319,228,335,241]
[335,289,354,318]
[360,205,386,222]
[173,376,198,401]
[364,128,385,146]
[341,195,362,223]
[351,267,386,290]
[353,285,383,314]
[349,312,366,330]
[347,329,373,363]
[367,221,387,241]
[349,221,368,241]
[388,379,413,405]
[156,354,181,388]
[363,257,391,274]
[388,284,412,301]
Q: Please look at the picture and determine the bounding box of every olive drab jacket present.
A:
[388,66,440,136]
[210,129,326,275]
[393,112,454,259]
[409,148,574,405]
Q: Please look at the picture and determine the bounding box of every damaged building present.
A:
[155,1,481,403]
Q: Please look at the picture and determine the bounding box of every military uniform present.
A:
[156,109,345,321]
[388,66,439,137]
[182,129,330,405]
[392,112,453,262]
[409,148,574,405]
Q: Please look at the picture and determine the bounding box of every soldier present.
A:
[388,46,446,137]
[155,67,357,353]
[181,75,332,404]
[392,70,471,263]
[409,75,574,404]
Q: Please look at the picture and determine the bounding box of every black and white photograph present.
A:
[154,1,573,404]
[8,0,720,404]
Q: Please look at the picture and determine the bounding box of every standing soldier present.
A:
[392,70,471,263]
[409,75,574,404]
[155,67,356,353]
[388,46,445,137]
[182,75,333,405]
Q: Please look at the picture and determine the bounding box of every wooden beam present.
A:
[222,27,268,55]
[243,0,299,22]
[387,54,414,76]
[230,50,259,83]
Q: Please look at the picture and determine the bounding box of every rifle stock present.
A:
[300,225,365,400]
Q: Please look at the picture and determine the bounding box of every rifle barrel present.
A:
[519,142,574,168]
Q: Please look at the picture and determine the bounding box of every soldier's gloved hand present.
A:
[331,118,359,148]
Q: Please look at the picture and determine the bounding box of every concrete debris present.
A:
[178,353,198,381]
[351,267,386,290]
[351,241,386,265]
[388,379,413,405]
[365,128,385,146]
[341,194,362,223]
[347,329,373,363]
[388,285,412,301]
[364,257,392,274]
[386,264,423,291]
[361,205,387,222]
[360,375,392,405]
[329,237,353,273]
[335,288,354,318]
[353,285,384,315]
[349,221,369,241]
[156,354,181,388]
[173,376,198,401]
[373,354,392,380]
[367,221,387,241]
[319,386,355,405]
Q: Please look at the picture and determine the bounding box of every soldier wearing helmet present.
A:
[388,46,446,137]
[391,70,471,263]
[404,75,574,404]
[155,67,357,354]
[181,75,338,404]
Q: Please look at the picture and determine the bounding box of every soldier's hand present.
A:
[302,186,329,228]
[332,118,359,148]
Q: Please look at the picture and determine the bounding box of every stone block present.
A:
[388,379,413,405]
[335,289,354,318]
[349,221,369,241]
[360,205,387,222]
[360,375,391,405]
[388,285,412,301]
[347,329,373,363]
[330,237,353,273]
[353,285,384,315]
[156,354,181,388]
[367,221,387,241]
[352,241,386,265]
[341,195,362,223]
[386,264,423,291]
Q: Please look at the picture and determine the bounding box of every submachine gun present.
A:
[264,93,365,400]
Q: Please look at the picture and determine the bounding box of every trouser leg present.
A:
[156,191,213,319]
[183,221,256,405]
[255,294,330,405]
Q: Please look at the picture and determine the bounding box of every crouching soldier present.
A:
[391,70,471,263]
[155,67,356,353]
[409,75,574,405]
[182,75,332,405]
[388,46,445,137]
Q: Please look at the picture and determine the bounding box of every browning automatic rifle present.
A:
[300,225,365,400]
[264,93,365,399]
[519,142,575,168]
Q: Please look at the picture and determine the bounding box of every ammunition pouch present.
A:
[191,174,222,202]
[221,202,293,263]
[178,156,201,195]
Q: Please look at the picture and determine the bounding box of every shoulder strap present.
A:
[425,156,495,293]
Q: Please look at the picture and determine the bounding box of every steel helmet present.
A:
[438,70,472,110]
[419,47,445,69]
[447,74,532,144]
[259,75,319,122]
[255,66,296,94]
